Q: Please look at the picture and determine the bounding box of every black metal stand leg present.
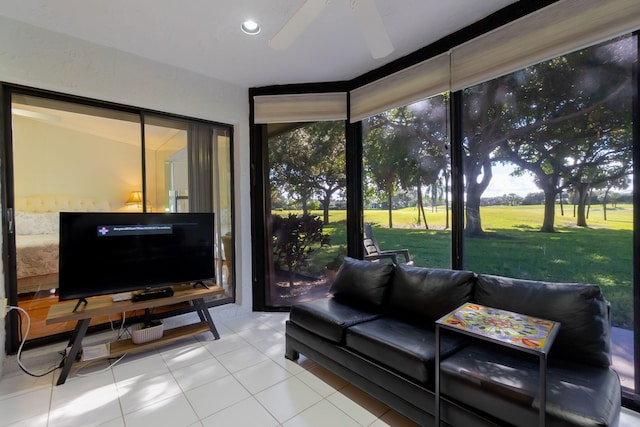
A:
[57,318,90,385]
[435,325,441,426]
[193,298,220,340]
[540,355,547,427]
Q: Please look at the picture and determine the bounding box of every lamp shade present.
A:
[125,191,143,205]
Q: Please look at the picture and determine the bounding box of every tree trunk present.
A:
[416,186,423,225]
[576,183,590,227]
[464,158,492,236]
[387,185,393,229]
[602,186,611,221]
[321,197,330,225]
[465,191,483,236]
[558,191,564,216]
[444,173,450,229]
[540,189,557,232]
[421,193,429,230]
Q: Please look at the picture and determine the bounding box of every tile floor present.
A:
[1,311,639,427]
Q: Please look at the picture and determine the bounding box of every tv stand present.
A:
[192,280,210,289]
[46,285,224,385]
[72,298,88,313]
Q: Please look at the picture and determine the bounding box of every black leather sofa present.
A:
[285,257,621,427]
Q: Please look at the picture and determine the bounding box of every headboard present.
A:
[15,195,111,213]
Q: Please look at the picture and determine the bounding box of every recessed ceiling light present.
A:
[241,20,261,35]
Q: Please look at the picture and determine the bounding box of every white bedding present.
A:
[14,195,111,294]
[16,234,59,279]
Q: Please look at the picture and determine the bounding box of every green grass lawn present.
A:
[273,204,633,328]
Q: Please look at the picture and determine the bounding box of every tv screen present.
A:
[59,212,215,301]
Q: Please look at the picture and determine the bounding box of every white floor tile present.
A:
[0,372,52,401]
[326,384,389,426]
[255,376,323,423]
[111,352,167,383]
[96,417,125,427]
[123,394,198,427]
[0,387,51,426]
[170,357,229,392]
[233,358,292,394]
[203,332,250,357]
[160,340,214,371]
[215,345,269,373]
[220,314,270,333]
[200,397,279,427]
[184,374,251,419]
[3,414,50,427]
[296,365,348,397]
[49,371,121,427]
[116,372,183,414]
[283,399,360,427]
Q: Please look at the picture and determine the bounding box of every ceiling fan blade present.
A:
[351,0,394,59]
[269,0,330,51]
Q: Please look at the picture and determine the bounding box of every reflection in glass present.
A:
[11,95,142,340]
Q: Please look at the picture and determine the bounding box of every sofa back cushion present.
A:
[329,257,394,310]
[474,274,611,367]
[388,265,476,322]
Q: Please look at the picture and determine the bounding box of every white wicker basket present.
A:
[131,321,164,344]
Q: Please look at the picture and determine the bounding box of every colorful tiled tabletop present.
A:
[437,302,559,354]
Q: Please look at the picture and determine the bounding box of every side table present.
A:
[435,303,560,427]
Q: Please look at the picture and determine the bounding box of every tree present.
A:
[493,38,633,231]
[363,113,405,228]
[269,122,346,223]
[363,98,450,230]
[461,79,511,235]
[272,213,330,286]
[459,36,635,234]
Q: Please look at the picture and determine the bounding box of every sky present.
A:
[481,164,539,198]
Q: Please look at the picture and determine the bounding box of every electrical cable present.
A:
[75,353,127,377]
[6,305,61,377]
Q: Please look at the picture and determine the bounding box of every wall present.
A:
[12,115,143,208]
[0,16,252,373]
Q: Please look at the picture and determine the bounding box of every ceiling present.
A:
[0,0,518,88]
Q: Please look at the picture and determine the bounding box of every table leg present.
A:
[56,318,90,385]
[539,354,547,427]
[435,325,441,426]
[193,298,220,340]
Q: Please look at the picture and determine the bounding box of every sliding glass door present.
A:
[4,88,235,347]
[265,121,346,307]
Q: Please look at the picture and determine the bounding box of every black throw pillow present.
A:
[329,257,394,309]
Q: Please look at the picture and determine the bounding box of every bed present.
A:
[15,195,111,294]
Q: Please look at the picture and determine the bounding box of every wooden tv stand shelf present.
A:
[46,285,223,385]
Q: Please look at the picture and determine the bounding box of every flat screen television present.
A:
[59,212,215,301]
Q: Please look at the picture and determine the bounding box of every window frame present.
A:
[1,83,236,351]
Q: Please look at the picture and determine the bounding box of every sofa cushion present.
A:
[289,297,382,343]
[345,316,467,385]
[474,274,611,367]
[388,264,475,323]
[329,256,394,309]
[440,343,621,427]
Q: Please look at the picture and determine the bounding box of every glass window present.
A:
[362,94,451,268]
[9,93,235,343]
[143,117,234,297]
[461,35,635,391]
[11,95,141,339]
[266,121,346,307]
